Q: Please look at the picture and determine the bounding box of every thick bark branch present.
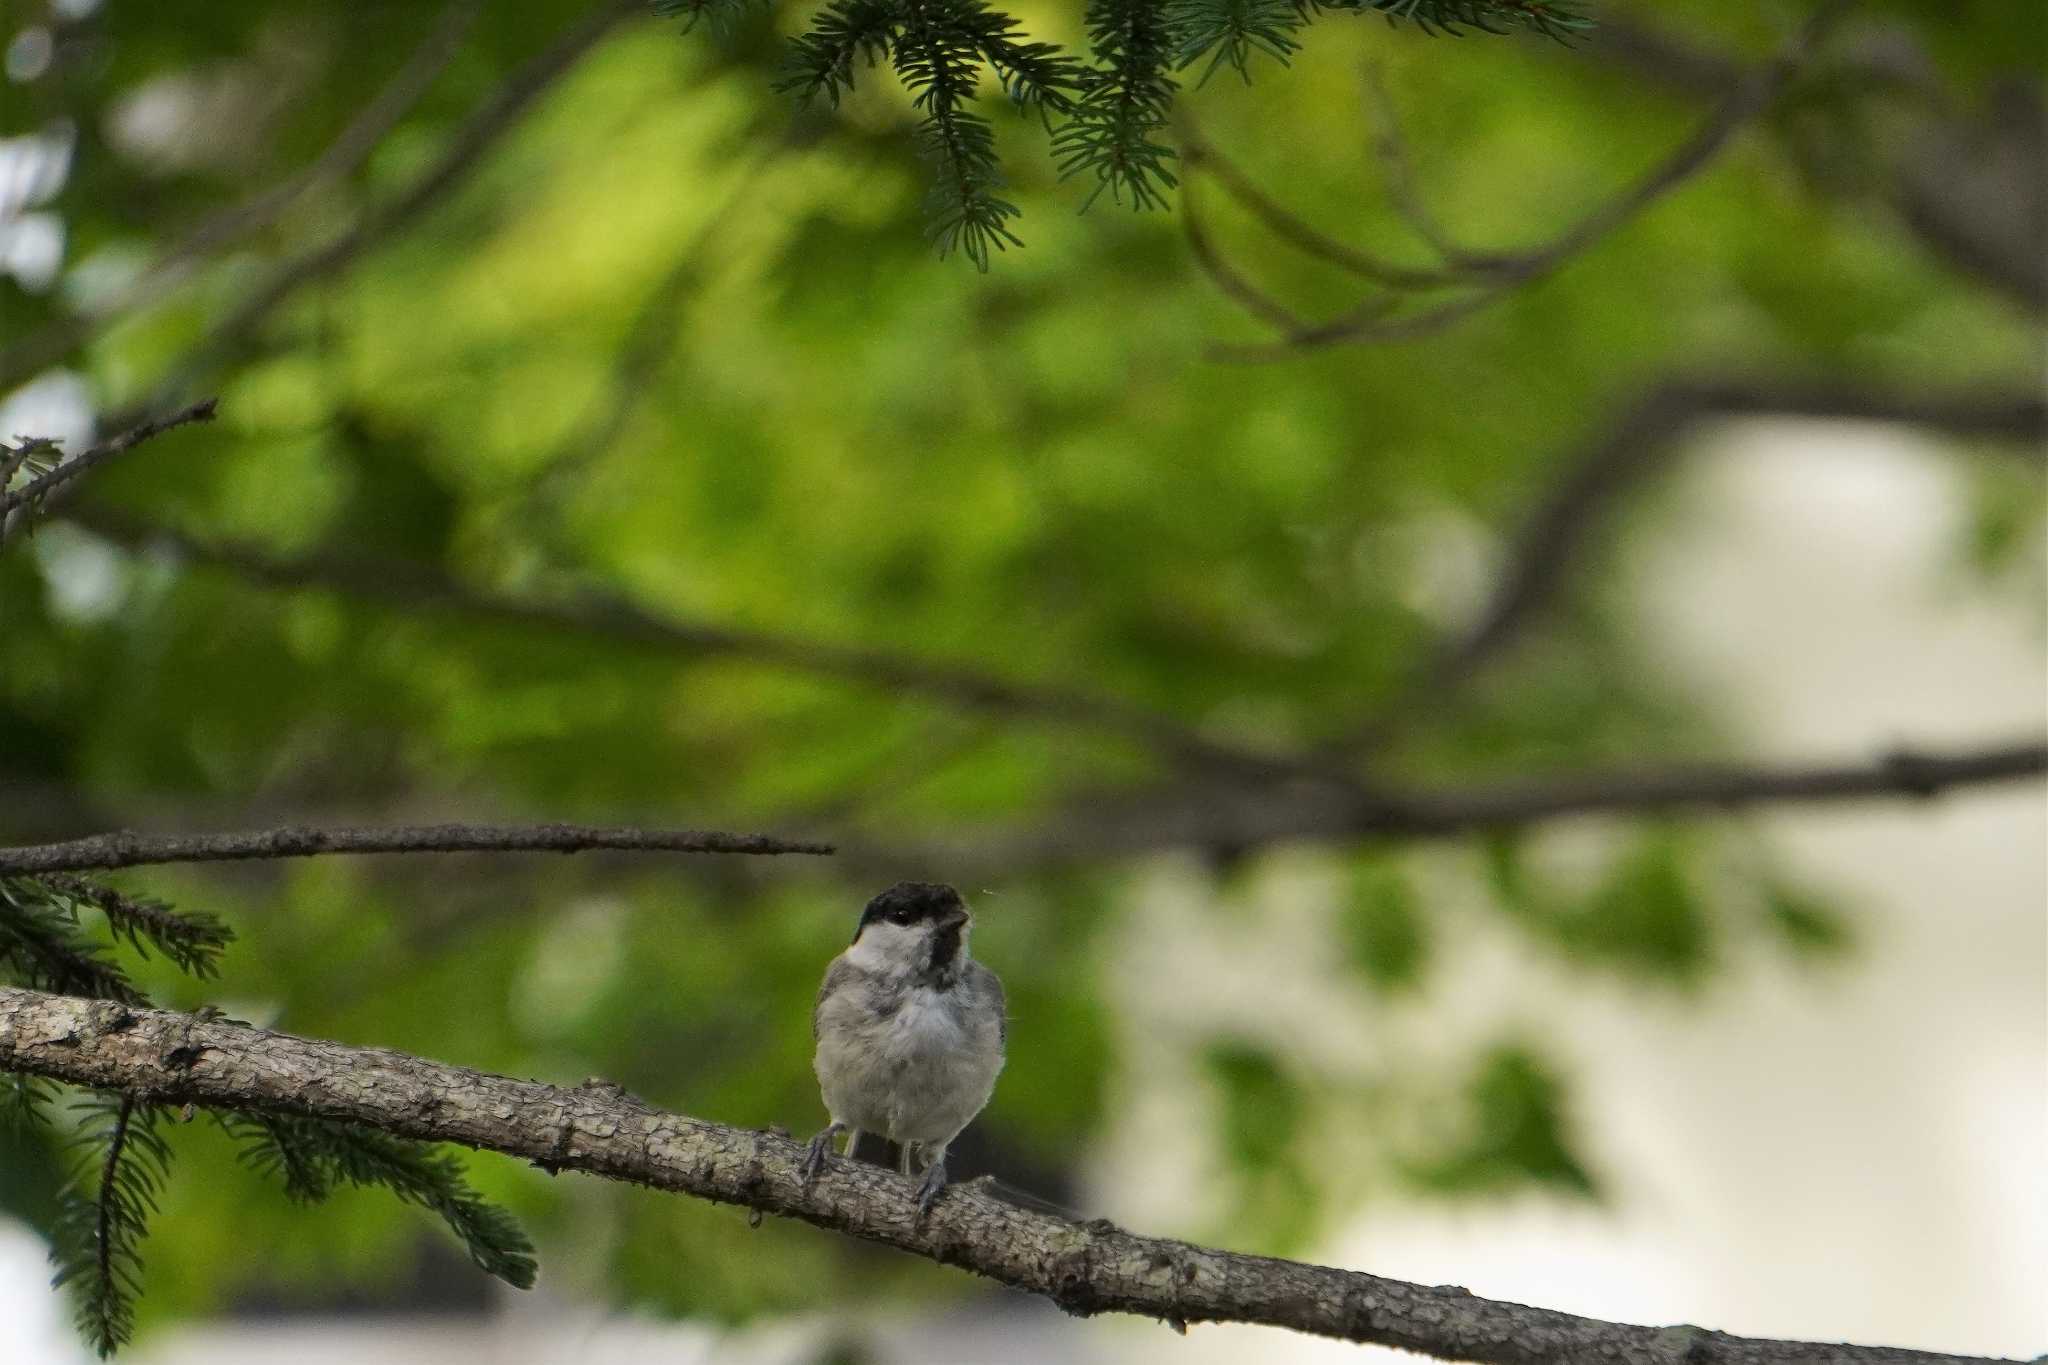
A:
[0,822,831,876]
[0,987,2011,1365]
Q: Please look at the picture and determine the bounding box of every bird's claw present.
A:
[914,1157,948,1217]
[800,1129,836,1185]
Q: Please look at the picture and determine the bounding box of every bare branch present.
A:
[521,140,787,511]
[0,823,832,876]
[1332,376,2047,754]
[896,739,2048,873]
[0,2,479,393]
[137,0,643,407]
[0,988,2012,1365]
[0,400,219,544]
[60,507,1359,789]
[1204,1,1854,359]
[1179,176,1319,334]
[1179,121,1447,290]
[1590,12,2045,314]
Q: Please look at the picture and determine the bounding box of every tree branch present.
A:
[0,2,480,394]
[133,0,644,411]
[0,400,219,544]
[0,823,832,876]
[892,739,2048,873]
[1329,376,2047,755]
[59,507,1357,789]
[1590,11,2045,314]
[1203,0,1854,359]
[0,987,2012,1365]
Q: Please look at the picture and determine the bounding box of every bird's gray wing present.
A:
[813,956,861,1040]
[968,960,1007,1048]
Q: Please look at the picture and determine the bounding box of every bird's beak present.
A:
[943,904,971,931]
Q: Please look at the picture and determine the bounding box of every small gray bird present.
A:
[801,881,1005,1214]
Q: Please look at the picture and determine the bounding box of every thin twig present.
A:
[895,739,2048,874]
[1181,121,1447,289]
[1207,0,1857,359]
[0,823,833,876]
[0,400,219,543]
[0,988,2016,1365]
[1361,62,1500,273]
[0,2,479,393]
[139,0,644,408]
[1180,176,1318,333]
[62,507,1366,790]
[520,136,788,509]
[1328,376,2047,755]
[0,436,56,491]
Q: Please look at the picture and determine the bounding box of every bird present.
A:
[801,881,1006,1215]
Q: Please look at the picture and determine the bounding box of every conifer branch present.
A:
[49,1093,173,1358]
[0,987,2014,1365]
[0,401,218,545]
[0,823,832,877]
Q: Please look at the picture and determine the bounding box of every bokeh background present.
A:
[1,0,2042,1361]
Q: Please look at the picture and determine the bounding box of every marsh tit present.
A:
[801,881,1006,1214]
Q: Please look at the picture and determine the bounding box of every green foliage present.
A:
[1484,830,1716,986]
[0,876,151,1005]
[742,0,1584,255]
[222,1114,539,1289]
[1763,882,1854,961]
[3,0,2037,1342]
[1339,855,1428,991]
[1204,1039,1319,1249]
[1406,1043,1593,1196]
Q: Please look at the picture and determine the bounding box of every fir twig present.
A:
[223,1113,537,1288]
[0,877,145,1005]
[2,1070,55,1132]
[50,1095,173,1358]
[1054,0,1181,210]
[37,874,234,980]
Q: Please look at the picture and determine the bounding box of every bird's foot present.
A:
[801,1124,842,1185]
[915,1155,949,1217]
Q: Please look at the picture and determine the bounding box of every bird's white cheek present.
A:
[845,923,923,973]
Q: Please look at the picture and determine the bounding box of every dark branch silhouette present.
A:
[1329,376,2047,755]
[1198,1,1852,359]
[0,400,219,543]
[0,822,831,876]
[897,739,2048,874]
[60,507,1355,790]
[0,2,480,393]
[131,0,644,413]
[0,988,2014,1365]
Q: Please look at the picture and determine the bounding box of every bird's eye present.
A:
[890,909,913,925]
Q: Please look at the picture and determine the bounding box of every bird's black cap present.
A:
[857,882,966,936]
